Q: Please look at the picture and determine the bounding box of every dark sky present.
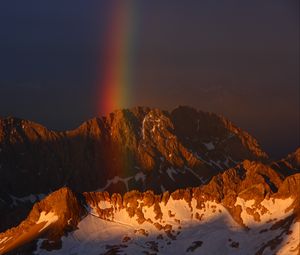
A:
[0,0,299,159]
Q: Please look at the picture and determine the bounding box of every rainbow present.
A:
[98,1,138,116]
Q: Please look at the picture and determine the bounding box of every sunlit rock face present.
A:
[0,107,299,254]
[0,106,267,197]
[0,107,272,231]
[0,187,85,254]
[0,167,299,255]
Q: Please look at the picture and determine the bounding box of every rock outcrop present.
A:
[0,188,84,254]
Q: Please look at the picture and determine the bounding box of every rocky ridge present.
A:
[0,106,298,254]
[272,148,300,176]
[0,161,299,255]
[0,106,267,197]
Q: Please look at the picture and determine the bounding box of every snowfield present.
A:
[34,196,299,255]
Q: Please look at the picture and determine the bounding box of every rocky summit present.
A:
[0,106,267,197]
[0,106,299,254]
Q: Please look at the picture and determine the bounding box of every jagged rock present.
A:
[0,106,269,199]
[1,168,299,255]
[0,107,298,255]
[272,148,300,176]
[0,187,84,254]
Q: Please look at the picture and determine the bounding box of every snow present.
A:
[36,211,59,232]
[142,114,164,139]
[209,160,223,170]
[134,172,146,182]
[203,142,215,150]
[142,117,146,139]
[166,168,177,181]
[227,133,235,139]
[160,185,166,193]
[0,237,12,244]
[185,167,206,183]
[97,200,111,210]
[275,221,300,255]
[34,196,299,255]
[195,153,230,171]
[99,176,133,192]
[98,172,145,192]
[35,215,137,255]
[235,197,295,227]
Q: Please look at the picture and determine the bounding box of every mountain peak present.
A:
[0,106,269,197]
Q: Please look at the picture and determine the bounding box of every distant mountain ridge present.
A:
[0,106,267,198]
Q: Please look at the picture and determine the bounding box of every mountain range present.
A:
[0,106,299,254]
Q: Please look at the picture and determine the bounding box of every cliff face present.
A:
[0,164,299,255]
[0,106,268,199]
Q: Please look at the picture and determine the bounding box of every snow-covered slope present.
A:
[0,106,272,234]
[33,196,299,255]
[0,170,299,255]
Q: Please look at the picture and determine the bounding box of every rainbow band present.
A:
[99,1,137,115]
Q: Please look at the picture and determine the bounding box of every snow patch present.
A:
[99,176,133,192]
[134,172,146,182]
[0,236,12,244]
[33,196,299,255]
[166,168,177,181]
[36,211,59,232]
[186,167,206,183]
[203,142,215,150]
[235,197,295,226]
